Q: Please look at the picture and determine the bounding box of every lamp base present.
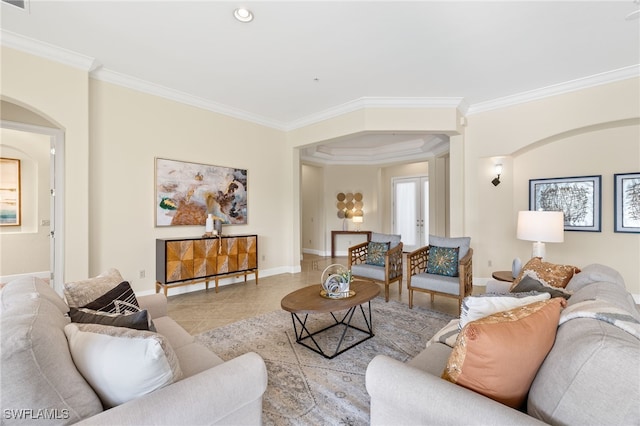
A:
[532,242,546,259]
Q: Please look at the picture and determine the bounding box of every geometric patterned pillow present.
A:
[427,246,460,277]
[365,241,390,266]
[82,281,140,314]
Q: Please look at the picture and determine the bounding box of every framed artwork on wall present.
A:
[155,158,247,227]
[529,175,601,232]
[614,172,640,234]
[0,157,21,226]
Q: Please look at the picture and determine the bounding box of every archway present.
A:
[1,100,65,294]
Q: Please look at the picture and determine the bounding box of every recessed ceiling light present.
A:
[234,7,254,23]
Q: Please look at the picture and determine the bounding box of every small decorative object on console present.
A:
[321,263,353,299]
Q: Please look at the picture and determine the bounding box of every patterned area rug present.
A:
[196,297,454,426]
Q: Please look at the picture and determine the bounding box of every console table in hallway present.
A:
[331,230,371,258]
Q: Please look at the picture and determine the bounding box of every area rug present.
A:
[196,297,454,426]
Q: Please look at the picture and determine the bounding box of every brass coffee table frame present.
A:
[281,280,380,359]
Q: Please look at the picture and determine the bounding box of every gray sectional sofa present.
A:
[1,276,268,425]
[366,264,640,425]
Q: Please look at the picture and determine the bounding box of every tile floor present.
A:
[167,254,478,335]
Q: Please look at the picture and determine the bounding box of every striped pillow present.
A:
[82,281,140,314]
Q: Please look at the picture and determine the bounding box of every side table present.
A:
[491,270,515,283]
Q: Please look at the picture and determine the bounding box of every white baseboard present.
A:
[135,265,301,297]
[302,248,326,257]
[472,276,491,287]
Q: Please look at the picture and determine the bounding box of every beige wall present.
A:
[1,47,90,282]
[465,78,640,296]
[0,128,50,275]
[301,164,325,255]
[3,46,638,298]
[302,161,449,257]
[89,80,293,293]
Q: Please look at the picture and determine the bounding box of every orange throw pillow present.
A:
[442,298,566,409]
[510,257,580,290]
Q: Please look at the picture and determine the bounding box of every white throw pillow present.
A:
[459,292,550,330]
[64,323,182,408]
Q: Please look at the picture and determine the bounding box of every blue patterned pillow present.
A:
[427,246,460,277]
[365,241,390,266]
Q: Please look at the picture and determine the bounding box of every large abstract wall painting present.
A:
[0,158,21,226]
[614,172,640,233]
[529,175,601,232]
[155,158,247,227]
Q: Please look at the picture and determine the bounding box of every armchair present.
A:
[406,235,473,314]
[348,233,403,302]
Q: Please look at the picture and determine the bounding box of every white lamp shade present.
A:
[517,211,564,243]
[352,216,363,223]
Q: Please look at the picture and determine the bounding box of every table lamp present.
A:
[352,215,363,231]
[517,210,564,259]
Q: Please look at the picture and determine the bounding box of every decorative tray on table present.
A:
[320,289,356,299]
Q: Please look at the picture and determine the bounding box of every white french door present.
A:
[392,176,428,252]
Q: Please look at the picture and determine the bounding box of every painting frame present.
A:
[614,172,640,234]
[0,157,21,227]
[529,175,601,232]
[155,157,248,227]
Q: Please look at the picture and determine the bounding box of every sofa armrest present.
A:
[137,293,168,319]
[366,355,546,426]
[76,352,268,426]
[486,279,512,294]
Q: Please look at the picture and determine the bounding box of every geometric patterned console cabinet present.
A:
[155,235,258,296]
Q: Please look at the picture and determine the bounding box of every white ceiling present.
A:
[2,1,639,164]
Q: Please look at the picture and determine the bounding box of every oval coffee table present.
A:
[281,280,380,359]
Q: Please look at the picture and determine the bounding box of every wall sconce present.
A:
[492,164,503,186]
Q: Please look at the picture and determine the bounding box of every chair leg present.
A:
[384,284,389,302]
[430,293,435,303]
[398,280,402,295]
[409,289,413,309]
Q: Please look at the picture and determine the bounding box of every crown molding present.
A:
[90,68,286,130]
[286,97,466,131]
[300,144,448,166]
[300,134,450,165]
[1,29,100,72]
[3,29,637,128]
[467,65,640,115]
